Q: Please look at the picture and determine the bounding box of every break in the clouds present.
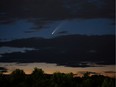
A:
[0,46,38,54]
[0,18,115,41]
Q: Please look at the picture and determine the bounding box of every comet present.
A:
[52,21,66,35]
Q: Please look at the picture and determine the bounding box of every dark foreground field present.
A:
[0,68,115,87]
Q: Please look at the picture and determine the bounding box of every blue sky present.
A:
[0,18,115,41]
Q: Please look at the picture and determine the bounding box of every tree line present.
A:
[0,68,115,87]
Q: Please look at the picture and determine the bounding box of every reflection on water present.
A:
[0,62,115,78]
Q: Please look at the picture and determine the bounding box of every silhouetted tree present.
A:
[31,67,44,78]
[102,78,115,87]
[82,78,92,87]
[0,73,10,87]
[51,72,74,87]
[10,69,26,87]
[83,72,91,78]
[0,68,115,87]
[31,68,45,87]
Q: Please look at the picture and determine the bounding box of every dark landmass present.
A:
[0,67,7,73]
[0,35,115,67]
[0,68,115,87]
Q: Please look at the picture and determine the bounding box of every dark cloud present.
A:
[28,19,52,30]
[56,31,68,35]
[0,18,15,24]
[79,71,99,75]
[104,71,116,74]
[0,0,114,22]
[0,35,115,67]
[0,67,7,73]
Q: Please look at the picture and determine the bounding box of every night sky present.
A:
[0,0,115,69]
